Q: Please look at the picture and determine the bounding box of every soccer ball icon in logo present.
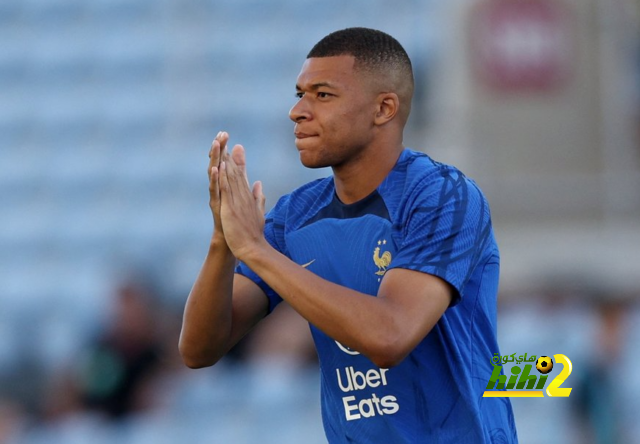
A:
[536,356,554,374]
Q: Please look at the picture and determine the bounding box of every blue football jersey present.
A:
[237,149,517,443]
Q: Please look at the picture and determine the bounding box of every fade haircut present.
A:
[307,27,414,122]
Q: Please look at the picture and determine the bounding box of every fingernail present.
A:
[216,131,222,138]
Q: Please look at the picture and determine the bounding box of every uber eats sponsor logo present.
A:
[334,340,399,421]
[336,366,399,421]
[483,353,573,398]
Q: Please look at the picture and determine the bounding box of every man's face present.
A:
[289,55,378,169]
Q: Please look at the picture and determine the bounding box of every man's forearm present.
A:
[179,235,236,368]
[239,241,400,367]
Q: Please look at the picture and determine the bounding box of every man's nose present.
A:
[289,98,311,123]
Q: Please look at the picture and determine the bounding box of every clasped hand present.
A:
[208,131,266,260]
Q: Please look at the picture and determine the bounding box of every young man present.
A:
[179,28,518,443]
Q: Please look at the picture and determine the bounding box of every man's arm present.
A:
[238,246,450,369]
[178,133,269,368]
[218,145,451,369]
[178,241,268,368]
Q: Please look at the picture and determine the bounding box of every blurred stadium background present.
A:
[1,0,639,443]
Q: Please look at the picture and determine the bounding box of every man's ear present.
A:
[374,92,400,126]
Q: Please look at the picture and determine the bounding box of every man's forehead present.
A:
[296,55,357,88]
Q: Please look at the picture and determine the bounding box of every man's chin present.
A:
[298,152,331,169]
[300,158,327,169]
[297,150,322,169]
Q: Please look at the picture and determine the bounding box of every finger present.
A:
[219,131,229,153]
[225,144,242,163]
[209,131,221,157]
[208,139,220,179]
[231,144,246,168]
[226,146,252,200]
[230,144,250,187]
[231,145,251,188]
[210,130,224,162]
[253,180,266,215]
[209,165,219,195]
[219,132,230,164]
[219,160,232,204]
[209,165,224,233]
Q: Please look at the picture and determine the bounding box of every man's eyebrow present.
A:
[295,82,336,91]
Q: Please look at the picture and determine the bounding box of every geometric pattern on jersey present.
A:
[236,149,518,443]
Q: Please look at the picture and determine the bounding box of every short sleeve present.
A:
[235,197,289,313]
[388,169,493,303]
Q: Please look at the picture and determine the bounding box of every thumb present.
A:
[253,181,266,214]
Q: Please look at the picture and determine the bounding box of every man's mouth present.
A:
[294,132,317,139]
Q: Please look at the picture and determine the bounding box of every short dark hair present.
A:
[307,27,413,82]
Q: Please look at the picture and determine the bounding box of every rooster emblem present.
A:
[373,240,392,276]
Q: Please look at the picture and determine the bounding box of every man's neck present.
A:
[332,143,404,204]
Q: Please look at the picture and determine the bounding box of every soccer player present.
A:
[179,27,518,443]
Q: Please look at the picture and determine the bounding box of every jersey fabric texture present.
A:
[236,149,518,444]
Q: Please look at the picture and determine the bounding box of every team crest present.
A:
[373,239,392,277]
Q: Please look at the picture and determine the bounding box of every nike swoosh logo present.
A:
[301,259,316,268]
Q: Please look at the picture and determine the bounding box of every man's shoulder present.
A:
[384,149,471,199]
[400,148,466,183]
[383,149,491,222]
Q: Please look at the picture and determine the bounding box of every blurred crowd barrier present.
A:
[1,0,639,443]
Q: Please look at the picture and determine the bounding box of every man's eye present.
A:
[295,92,304,99]
[318,92,331,98]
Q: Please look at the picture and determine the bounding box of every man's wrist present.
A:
[233,239,270,267]
[210,232,231,252]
